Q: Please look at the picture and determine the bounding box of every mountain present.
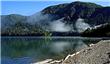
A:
[1,1,110,36]
[42,1,110,25]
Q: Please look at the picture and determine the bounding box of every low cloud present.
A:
[27,12,91,33]
[75,18,91,33]
[50,18,72,32]
[27,12,51,25]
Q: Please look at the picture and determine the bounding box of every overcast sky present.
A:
[1,0,110,15]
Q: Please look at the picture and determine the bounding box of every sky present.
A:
[1,0,110,15]
[1,1,72,15]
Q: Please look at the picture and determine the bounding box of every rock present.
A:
[31,59,62,64]
[32,59,53,64]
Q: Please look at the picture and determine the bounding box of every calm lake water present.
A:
[1,37,109,64]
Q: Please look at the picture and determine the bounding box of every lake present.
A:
[1,37,109,64]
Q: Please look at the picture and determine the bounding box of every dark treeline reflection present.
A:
[1,37,102,64]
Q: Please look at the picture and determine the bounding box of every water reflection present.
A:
[50,41,71,53]
[1,37,103,64]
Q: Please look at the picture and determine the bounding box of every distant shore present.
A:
[1,36,110,40]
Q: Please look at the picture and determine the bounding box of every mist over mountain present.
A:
[1,1,110,36]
